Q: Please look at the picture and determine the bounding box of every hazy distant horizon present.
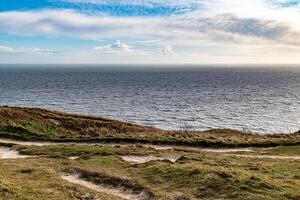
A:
[1,63,300,69]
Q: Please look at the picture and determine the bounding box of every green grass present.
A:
[2,144,300,200]
[262,146,300,156]
[88,152,300,200]
[14,144,159,157]
[0,157,122,200]
[1,106,300,199]
[22,122,60,138]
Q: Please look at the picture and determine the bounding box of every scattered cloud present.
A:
[2,0,300,63]
[0,10,161,40]
[94,40,133,53]
[0,45,20,54]
[0,45,59,55]
[159,44,174,55]
[168,13,300,45]
[32,47,61,54]
[1,8,300,47]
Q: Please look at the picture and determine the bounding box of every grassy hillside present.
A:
[0,107,300,199]
[1,144,300,200]
[0,106,300,147]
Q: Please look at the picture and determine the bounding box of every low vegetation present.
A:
[1,144,300,200]
[0,106,299,199]
[14,144,159,158]
[1,106,300,148]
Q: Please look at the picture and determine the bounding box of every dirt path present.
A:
[120,155,177,164]
[231,154,300,160]
[0,146,33,159]
[197,148,253,153]
[0,138,53,146]
[1,138,297,161]
[0,138,254,152]
[61,174,143,200]
[0,138,174,150]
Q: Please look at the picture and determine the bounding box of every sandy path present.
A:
[0,146,33,159]
[231,154,300,160]
[0,138,254,152]
[0,138,53,146]
[189,148,253,153]
[0,138,174,151]
[120,155,177,164]
[61,174,143,200]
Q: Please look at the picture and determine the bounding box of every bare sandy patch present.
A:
[0,146,33,159]
[61,174,145,200]
[0,138,53,146]
[69,156,80,160]
[198,148,253,153]
[120,155,177,164]
[231,154,300,160]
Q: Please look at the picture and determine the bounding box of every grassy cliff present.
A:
[0,106,300,147]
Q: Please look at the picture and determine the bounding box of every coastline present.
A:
[1,106,300,148]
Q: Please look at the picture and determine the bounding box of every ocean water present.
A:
[0,66,299,134]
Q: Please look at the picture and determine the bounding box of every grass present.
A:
[1,106,300,148]
[0,157,121,200]
[1,144,300,200]
[1,106,300,199]
[14,144,159,157]
[262,145,300,156]
[66,167,158,200]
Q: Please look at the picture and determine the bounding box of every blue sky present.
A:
[270,0,300,7]
[1,0,300,64]
[0,0,199,16]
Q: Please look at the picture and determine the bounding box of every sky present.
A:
[1,0,300,64]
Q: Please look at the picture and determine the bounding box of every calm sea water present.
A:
[0,66,299,134]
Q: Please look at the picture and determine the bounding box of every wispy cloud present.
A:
[0,45,60,55]
[159,44,174,55]
[1,0,300,63]
[0,9,299,46]
[0,10,161,39]
[0,45,20,54]
[168,13,300,45]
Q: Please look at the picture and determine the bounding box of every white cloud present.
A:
[2,0,300,63]
[0,10,161,40]
[0,7,300,47]
[32,47,61,54]
[0,45,19,54]
[159,44,174,55]
[2,43,300,64]
[94,40,133,52]
[0,45,59,55]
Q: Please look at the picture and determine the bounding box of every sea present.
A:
[0,65,299,134]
